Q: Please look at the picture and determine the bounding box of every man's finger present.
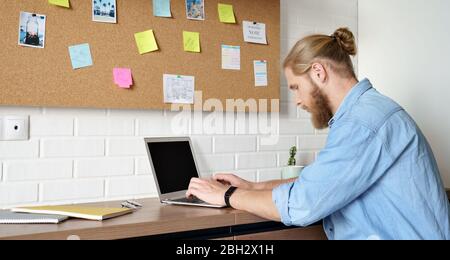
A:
[186,187,198,198]
[188,182,202,191]
[213,174,234,182]
[191,178,207,184]
[190,177,200,183]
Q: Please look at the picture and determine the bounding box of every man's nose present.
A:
[296,98,303,107]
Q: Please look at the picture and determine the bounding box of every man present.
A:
[186,28,450,240]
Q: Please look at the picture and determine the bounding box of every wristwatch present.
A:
[224,186,238,208]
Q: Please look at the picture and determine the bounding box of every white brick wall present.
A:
[214,136,257,153]
[106,176,157,199]
[41,138,105,158]
[0,0,358,208]
[0,140,39,159]
[40,179,104,202]
[75,158,134,178]
[4,160,73,181]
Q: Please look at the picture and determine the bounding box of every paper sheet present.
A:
[134,30,159,54]
[243,21,267,45]
[221,45,240,70]
[218,3,236,23]
[48,0,70,8]
[153,0,171,17]
[68,43,93,69]
[113,68,133,89]
[163,74,195,104]
[254,60,268,87]
[183,31,200,53]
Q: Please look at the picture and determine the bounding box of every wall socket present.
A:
[0,116,30,141]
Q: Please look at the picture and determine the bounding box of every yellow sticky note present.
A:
[48,0,70,8]
[183,31,200,53]
[218,3,236,24]
[134,30,159,54]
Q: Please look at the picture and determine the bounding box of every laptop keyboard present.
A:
[169,197,208,204]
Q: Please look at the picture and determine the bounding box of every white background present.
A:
[359,0,450,187]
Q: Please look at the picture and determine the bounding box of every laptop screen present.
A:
[147,141,199,195]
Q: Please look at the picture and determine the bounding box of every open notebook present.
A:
[0,211,69,224]
[12,206,133,221]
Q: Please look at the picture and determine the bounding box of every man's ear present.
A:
[310,63,327,85]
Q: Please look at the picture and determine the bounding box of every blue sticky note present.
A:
[68,43,93,69]
[153,0,171,18]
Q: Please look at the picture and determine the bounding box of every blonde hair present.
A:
[283,28,357,78]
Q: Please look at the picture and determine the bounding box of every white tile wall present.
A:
[0,0,358,208]
[4,160,73,181]
[40,179,104,202]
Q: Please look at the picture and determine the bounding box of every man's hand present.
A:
[186,177,281,221]
[186,178,230,207]
[213,174,257,190]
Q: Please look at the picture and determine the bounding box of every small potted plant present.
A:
[281,146,304,179]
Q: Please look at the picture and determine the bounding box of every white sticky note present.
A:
[221,45,240,70]
[163,74,195,104]
[243,21,267,45]
[254,60,268,87]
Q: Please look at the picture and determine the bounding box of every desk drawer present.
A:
[234,225,327,240]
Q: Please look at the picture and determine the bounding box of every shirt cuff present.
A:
[272,182,295,226]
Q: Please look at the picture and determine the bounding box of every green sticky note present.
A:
[48,0,70,8]
[218,3,236,24]
[134,30,159,54]
[183,31,200,53]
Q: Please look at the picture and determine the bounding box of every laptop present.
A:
[144,137,226,208]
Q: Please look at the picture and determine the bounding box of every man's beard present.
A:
[309,79,334,130]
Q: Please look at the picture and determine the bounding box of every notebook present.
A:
[0,210,69,224]
[11,206,133,221]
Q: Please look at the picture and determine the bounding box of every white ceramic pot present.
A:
[281,166,304,180]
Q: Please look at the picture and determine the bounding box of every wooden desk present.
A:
[2,190,449,240]
[0,199,326,240]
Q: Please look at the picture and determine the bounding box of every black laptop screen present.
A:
[147,141,199,194]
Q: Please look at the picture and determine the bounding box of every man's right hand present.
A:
[213,174,258,190]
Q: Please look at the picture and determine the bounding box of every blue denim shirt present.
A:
[273,79,450,240]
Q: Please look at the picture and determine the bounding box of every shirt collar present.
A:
[328,78,373,127]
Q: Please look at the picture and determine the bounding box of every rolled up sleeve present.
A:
[272,121,393,227]
[273,182,295,226]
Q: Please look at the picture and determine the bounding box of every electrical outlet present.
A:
[1,116,29,141]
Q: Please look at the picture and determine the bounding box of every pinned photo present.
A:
[18,12,46,49]
[186,0,205,21]
[92,0,117,23]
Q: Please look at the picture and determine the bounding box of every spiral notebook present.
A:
[0,210,69,224]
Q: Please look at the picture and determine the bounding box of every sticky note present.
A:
[68,43,93,69]
[153,0,172,18]
[218,3,236,24]
[48,0,70,8]
[113,68,133,89]
[183,31,200,53]
[134,30,159,54]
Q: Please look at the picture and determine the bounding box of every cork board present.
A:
[0,0,280,112]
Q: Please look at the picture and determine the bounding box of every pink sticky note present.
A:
[113,68,133,89]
